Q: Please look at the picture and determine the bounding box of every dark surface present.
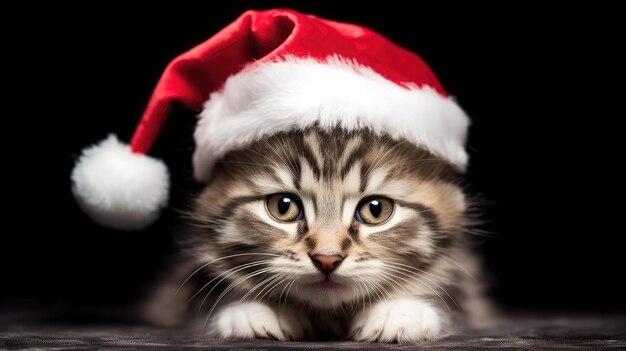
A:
[1,314,625,350]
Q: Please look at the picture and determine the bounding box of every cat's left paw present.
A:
[350,298,443,342]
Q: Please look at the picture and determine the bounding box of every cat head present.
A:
[184,128,468,308]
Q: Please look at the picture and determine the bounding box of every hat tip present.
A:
[71,135,170,231]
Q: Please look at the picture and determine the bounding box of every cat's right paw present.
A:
[212,302,311,340]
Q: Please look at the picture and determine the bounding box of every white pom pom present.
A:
[71,135,169,231]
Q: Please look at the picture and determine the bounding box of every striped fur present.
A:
[148,128,489,342]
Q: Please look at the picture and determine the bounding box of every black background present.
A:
[3,2,624,312]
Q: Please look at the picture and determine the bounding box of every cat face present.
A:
[186,129,467,308]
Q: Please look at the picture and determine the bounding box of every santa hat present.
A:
[71,9,470,231]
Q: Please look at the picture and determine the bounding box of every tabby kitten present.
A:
[147,127,488,342]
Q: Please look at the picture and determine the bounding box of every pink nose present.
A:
[310,255,344,274]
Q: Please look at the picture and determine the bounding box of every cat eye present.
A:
[265,194,304,222]
[355,197,394,225]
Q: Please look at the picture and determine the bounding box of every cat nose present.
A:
[310,255,344,274]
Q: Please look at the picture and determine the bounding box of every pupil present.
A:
[278,197,292,215]
[369,200,382,217]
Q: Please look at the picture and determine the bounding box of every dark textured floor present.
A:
[1,313,625,350]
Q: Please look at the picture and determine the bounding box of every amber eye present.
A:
[355,197,394,225]
[265,194,304,222]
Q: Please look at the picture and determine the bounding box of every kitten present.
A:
[144,127,489,342]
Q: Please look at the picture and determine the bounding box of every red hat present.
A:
[71,9,470,231]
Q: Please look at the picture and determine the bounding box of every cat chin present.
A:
[292,282,360,308]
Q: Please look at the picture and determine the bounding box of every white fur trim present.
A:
[71,135,169,231]
[193,56,470,181]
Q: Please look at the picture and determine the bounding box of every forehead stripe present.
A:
[395,200,440,230]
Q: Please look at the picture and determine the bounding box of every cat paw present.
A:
[350,298,443,342]
[212,302,312,340]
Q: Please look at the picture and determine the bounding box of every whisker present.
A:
[195,262,276,318]
[359,275,387,303]
[253,274,286,302]
[383,258,447,280]
[350,282,358,312]
[367,271,405,298]
[190,260,274,302]
[205,267,279,326]
[358,280,367,310]
[381,265,450,310]
[175,253,280,296]
[259,275,290,303]
[382,261,460,309]
[382,264,457,311]
[239,273,282,303]
[280,279,296,312]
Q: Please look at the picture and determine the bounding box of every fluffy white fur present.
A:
[194,56,470,181]
[212,302,312,340]
[71,135,169,231]
[351,298,444,342]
